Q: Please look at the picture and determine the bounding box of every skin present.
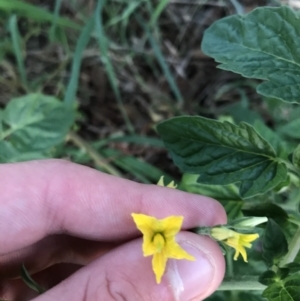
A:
[0,160,227,301]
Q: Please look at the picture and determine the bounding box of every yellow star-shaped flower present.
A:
[132,213,195,283]
[211,227,259,262]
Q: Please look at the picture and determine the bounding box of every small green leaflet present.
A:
[262,275,300,301]
[202,6,300,103]
[157,116,288,198]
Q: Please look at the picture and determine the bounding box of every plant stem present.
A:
[68,131,122,177]
[281,159,300,178]
[288,216,300,227]
[217,276,265,291]
[226,250,234,277]
[279,226,300,267]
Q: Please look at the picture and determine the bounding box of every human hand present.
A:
[0,160,226,301]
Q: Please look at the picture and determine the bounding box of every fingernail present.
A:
[167,242,215,301]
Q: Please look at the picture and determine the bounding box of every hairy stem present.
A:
[218,276,265,291]
[68,131,122,177]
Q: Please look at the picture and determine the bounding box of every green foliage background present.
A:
[1,1,300,301]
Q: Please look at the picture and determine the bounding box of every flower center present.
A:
[153,233,165,252]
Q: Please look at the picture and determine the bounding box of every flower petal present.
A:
[132,213,193,283]
[165,240,195,261]
[142,235,156,256]
[240,233,259,243]
[132,213,157,235]
[226,238,248,262]
[160,216,183,237]
[239,246,248,262]
[152,251,168,284]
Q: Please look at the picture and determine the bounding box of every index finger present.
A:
[0,160,226,255]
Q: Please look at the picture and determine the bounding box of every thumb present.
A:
[33,232,225,301]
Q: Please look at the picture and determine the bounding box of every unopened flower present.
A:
[230,216,268,228]
[157,176,177,188]
[132,213,195,283]
[211,227,259,262]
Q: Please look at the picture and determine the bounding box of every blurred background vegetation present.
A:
[1,0,297,185]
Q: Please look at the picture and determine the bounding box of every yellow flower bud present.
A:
[211,227,259,262]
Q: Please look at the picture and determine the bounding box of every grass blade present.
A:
[49,0,62,41]
[92,134,164,150]
[149,0,171,27]
[136,14,183,103]
[8,15,28,90]
[106,1,142,28]
[68,131,123,177]
[0,0,80,29]
[95,0,134,133]
[21,264,45,294]
[64,16,95,105]
[100,148,174,184]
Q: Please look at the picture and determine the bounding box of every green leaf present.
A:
[260,268,290,286]
[284,262,300,274]
[0,140,18,162]
[277,119,300,140]
[263,219,288,266]
[201,6,300,103]
[0,140,46,162]
[273,176,290,193]
[222,101,263,125]
[0,94,75,162]
[254,120,289,160]
[277,268,291,280]
[180,173,243,219]
[259,270,279,286]
[242,203,289,225]
[157,116,288,198]
[262,274,300,301]
[292,144,300,170]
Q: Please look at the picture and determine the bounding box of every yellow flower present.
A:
[157,176,177,188]
[211,227,259,262]
[132,213,195,283]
